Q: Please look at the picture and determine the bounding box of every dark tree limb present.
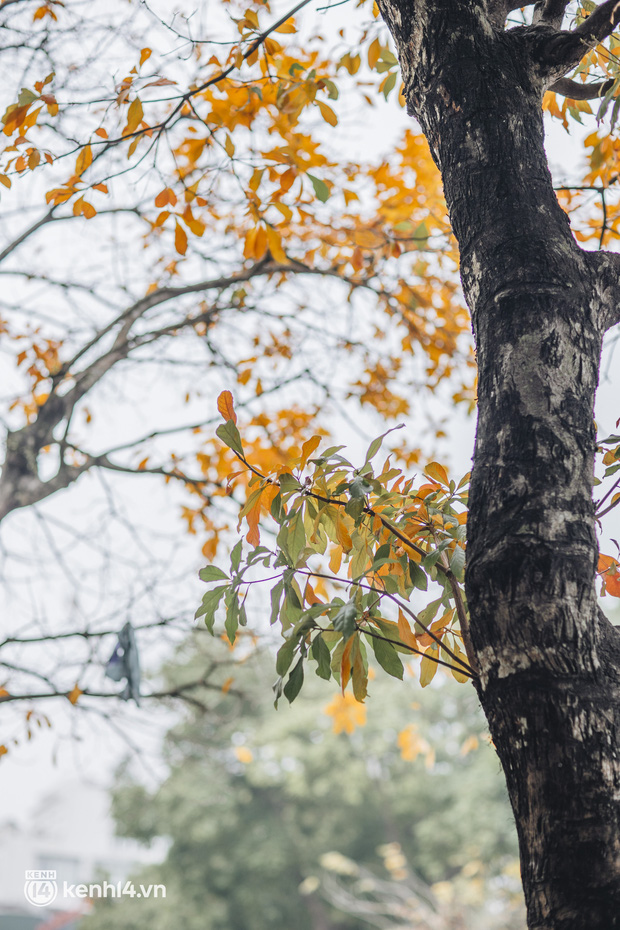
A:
[540,0,620,78]
[586,250,620,330]
[539,0,570,27]
[550,76,614,98]
[574,0,620,44]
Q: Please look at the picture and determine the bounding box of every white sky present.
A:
[1,0,619,838]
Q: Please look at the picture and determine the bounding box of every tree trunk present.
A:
[376,2,620,926]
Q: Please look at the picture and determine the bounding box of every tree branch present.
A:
[540,1,620,77]
[550,76,614,98]
[586,250,620,330]
[574,0,620,44]
[540,0,570,27]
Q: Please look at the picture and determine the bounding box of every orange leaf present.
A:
[397,609,417,649]
[246,489,264,547]
[174,222,188,255]
[75,143,92,175]
[340,635,355,692]
[67,683,82,705]
[300,435,321,470]
[124,97,144,135]
[317,100,338,126]
[425,461,449,485]
[336,517,352,552]
[139,48,152,67]
[265,225,288,264]
[217,390,237,424]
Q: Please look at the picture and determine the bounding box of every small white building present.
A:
[0,780,165,929]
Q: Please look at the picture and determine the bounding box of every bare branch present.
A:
[539,0,570,27]
[550,76,614,98]
[541,1,620,77]
[574,0,620,44]
[487,0,536,28]
[587,250,620,330]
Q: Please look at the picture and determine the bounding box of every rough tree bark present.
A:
[374,1,620,927]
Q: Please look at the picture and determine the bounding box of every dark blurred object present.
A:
[105,623,140,705]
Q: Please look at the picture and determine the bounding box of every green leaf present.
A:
[287,510,307,563]
[349,475,373,499]
[199,565,229,583]
[323,79,339,100]
[279,473,300,494]
[333,601,358,639]
[382,71,396,100]
[270,579,285,625]
[408,560,428,591]
[270,492,285,523]
[363,424,403,466]
[272,675,284,708]
[225,590,239,643]
[195,584,228,631]
[276,636,298,676]
[283,657,304,703]
[216,420,244,457]
[230,539,243,572]
[371,635,404,679]
[307,173,330,203]
[18,87,37,107]
[449,545,465,581]
[311,634,332,680]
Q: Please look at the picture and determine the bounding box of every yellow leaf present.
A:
[420,647,438,688]
[329,545,343,574]
[68,683,82,705]
[271,201,293,223]
[75,144,92,175]
[246,488,264,547]
[174,222,188,255]
[0,175,11,189]
[254,225,268,260]
[335,517,352,552]
[275,19,296,32]
[300,435,321,470]
[317,101,338,126]
[124,97,144,135]
[450,644,471,683]
[368,38,381,69]
[224,134,235,157]
[397,724,430,762]
[235,746,253,764]
[221,676,234,694]
[397,609,417,649]
[324,692,366,734]
[425,461,449,485]
[265,225,288,264]
[460,735,479,756]
[0,745,8,757]
[139,48,152,67]
[0,687,9,698]
[217,390,237,424]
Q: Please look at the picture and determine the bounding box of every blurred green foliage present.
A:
[84,637,522,930]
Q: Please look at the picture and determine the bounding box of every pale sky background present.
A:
[1,0,619,844]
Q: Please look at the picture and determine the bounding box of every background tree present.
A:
[0,0,470,724]
[83,639,523,930]
[2,0,620,925]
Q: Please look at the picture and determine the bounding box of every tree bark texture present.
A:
[375,2,620,927]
